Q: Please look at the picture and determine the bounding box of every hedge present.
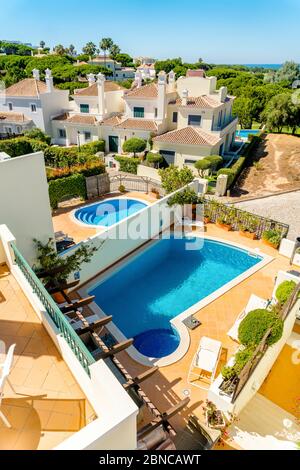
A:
[47,161,105,181]
[48,174,87,209]
[217,135,262,188]
[115,156,140,174]
[0,136,105,168]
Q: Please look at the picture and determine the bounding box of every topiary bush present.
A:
[115,156,140,174]
[48,173,87,209]
[217,168,235,186]
[276,280,297,306]
[122,137,146,156]
[238,308,284,347]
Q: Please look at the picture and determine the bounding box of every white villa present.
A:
[0,69,69,136]
[88,56,135,82]
[0,67,238,166]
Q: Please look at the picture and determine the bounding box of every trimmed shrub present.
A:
[168,188,202,206]
[24,128,51,145]
[122,137,146,156]
[276,280,297,306]
[238,308,284,347]
[48,174,86,209]
[146,152,164,165]
[80,140,105,154]
[47,161,105,181]
[0,137,35,157]
[217,168,235,186]
[115,156,140,174]
[159,165,194,194]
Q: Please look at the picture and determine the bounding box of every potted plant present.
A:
[262,229,282,249]
[239,222,257,240]
[216,216,232,231]
[203,400,226,430]
[118,184,126,194]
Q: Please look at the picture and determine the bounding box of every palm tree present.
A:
[82,42,97,61]
[109,44,121,80]
[100,38,113,68]
[68,44,76,56]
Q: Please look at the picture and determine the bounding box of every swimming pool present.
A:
[89,237,264,361]
[236,129,260,140]
[74,198,148,227]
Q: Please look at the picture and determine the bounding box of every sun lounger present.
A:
[227,294,269,342]
[189,336,222,390]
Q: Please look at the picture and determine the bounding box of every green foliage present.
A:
[275,61,300,84]
[48,174,87,209]
[115,156,140,174]
[238,309,284,347]
[262,229,282,248]
[0,41,32,56]
[194,158,213,177]
[82,42,97,58]
[276,281,297,306]
[217,168,235,186]
[261,93,300,134]
[233,97,256,129]
[117,79,134,89]
[118,185,126,193]
[56,82,88,94]
[146,152,164,168]
[115,53,134,67]
[159,165,194,194]
[24,128,51,144]
[167,188,202,206]
[34,238,97,285]
[122,137,147,156]
[222,346,256,381]
[47,161,105,181]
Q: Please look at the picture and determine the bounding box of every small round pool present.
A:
[134,328,180,358]
[74,198,148,227]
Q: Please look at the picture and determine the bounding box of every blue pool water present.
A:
[90,237,262,359]
[236,129,260,140]
[74,198,147,227]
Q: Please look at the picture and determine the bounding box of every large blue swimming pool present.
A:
[74,198,147,227]
[90,237,262,359]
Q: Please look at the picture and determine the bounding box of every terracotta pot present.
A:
[262,238,279,249]
[204,217,210,224]
[52,292,66,304]
[216,222,232,232]
[239,230,257,240]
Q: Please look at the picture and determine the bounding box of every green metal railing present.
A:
[11,243,95,376]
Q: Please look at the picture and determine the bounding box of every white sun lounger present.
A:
[189,337,222,390]
[227,294,269,343]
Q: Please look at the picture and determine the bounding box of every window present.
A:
[172,112,178,123]
[8,103,13,111]
[188,115,201,126]
[80,104,90,114]
[84,131,91,142]
[154,108,158,118]
[30,103,37,113]
[160,150,175,165]
[58,129,66,139]
[133,107,144,118]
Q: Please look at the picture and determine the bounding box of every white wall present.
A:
[40,90,70,135]
[0,152,54,264]
[137,165,161,181]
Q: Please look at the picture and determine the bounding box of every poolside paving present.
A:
[0,265,96,450]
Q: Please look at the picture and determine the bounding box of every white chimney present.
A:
[45,69,54,93]
[157,71,167,122]
[219,86,228,103]
[182,89,189,106]
[32,69,40,81]
[87,73,96,87]
[97,73,106,120]
[168,70,176,92]
[134,70,142,88]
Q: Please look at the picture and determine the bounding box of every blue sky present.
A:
[1,0,299,63]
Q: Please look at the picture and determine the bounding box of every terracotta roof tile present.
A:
[74,81,125,96]
[52,113,98,125]
[153,127,221,146]
[125,83,158,99]
[0,112,31,123]
[169,95,221,108]
[4,79,49,97]
[115,118,158,131]
[101,115,124,126]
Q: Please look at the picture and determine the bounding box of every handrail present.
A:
[11,243,95,376]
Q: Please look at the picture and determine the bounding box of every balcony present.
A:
[212,116,238,135]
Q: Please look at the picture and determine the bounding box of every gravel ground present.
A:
[234,191,300,241]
